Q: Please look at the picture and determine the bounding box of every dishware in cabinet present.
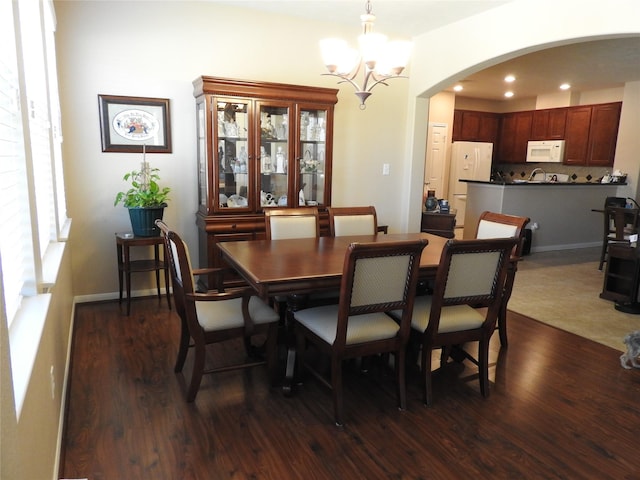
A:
[297,106,332,207]
[259,102,291,208]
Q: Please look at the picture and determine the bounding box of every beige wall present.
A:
[4,1,637,478]
[54,0,410,301]
[405,0,640,229]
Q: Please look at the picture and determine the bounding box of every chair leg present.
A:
[331,356,344,426]
[422,341,434,406]
[186,342,206,402]
[478,338,491,398]
[395,349,407,411]
[599,240,608,270]
[174,317,190,373]
[265,323,278,386]
[497,303,509,347]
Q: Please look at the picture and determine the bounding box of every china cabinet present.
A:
[193,76,338,278]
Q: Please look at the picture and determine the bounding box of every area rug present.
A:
[508,254,638,352]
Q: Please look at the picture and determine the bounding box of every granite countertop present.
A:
[461,180,627,186]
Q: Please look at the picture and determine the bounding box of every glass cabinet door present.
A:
[258,103,291,208]
[298,107,328,207]
[196,100,208,212]
[214,98,251,210]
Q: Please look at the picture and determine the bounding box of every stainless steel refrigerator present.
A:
[448,141,493,227]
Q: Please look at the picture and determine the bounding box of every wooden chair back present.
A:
[475,211,530,257]
[265,207,320,240]
[605,206,639,241]
[328,206,378,236]
[334,239,427,349]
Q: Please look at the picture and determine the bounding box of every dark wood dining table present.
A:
[218,232,448,299]
[218,232,449,393]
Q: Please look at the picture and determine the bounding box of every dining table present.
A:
[218,232,449,394]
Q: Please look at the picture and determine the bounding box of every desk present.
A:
[219,232,447,393]
[115,233,171,315]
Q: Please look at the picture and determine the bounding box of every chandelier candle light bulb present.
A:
[320,0,412,109]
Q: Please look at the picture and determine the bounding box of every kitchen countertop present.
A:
[461,180,627,186]
[463,180,624,252]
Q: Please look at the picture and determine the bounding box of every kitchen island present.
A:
[462,180,625,252]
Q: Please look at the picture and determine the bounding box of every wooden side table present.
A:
[420,211,457,238]
[600,243,640,313]
[115,233,171,315]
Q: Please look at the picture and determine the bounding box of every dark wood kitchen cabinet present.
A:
[497,111,533,163]
[563,106,592,165]
[530,108,567,140]
[452,110,499,144]
[588,102,622,166]
[564,102,621,166]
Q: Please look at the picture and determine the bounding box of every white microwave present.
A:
[526,140,565,163]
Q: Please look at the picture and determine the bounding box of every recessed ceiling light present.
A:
[453,85,463,92]
[559,83,571,90]
[504,75,516,83]
[504,91,514,98]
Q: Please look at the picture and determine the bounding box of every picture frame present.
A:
[98,94,172,153]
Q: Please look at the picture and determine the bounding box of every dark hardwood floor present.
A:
[61,297,640,479]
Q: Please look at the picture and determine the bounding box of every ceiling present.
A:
[448,37,640,101]
[217,1,640,101]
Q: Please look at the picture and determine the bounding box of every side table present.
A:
[600,243,640,314]
[116,233,171,315]
[420,211,457,238]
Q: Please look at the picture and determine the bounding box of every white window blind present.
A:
[0,0,32,326]
[0,0,67,327]
[19,0,55,257]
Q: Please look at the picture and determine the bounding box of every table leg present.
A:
[282,293,309,396]
[117,243,124,305]
[154,244,162,301]
[124,245,131,316]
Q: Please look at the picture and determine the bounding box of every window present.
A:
[0,0,70,415]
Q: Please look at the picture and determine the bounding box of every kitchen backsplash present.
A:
[493,163,610,183]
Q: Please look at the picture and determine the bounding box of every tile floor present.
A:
[509,246,639,352]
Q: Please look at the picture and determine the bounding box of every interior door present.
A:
[424,123,448,199]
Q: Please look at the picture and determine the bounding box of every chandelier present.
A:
[319,1,413,109]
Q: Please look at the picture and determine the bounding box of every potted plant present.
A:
[114,158,171,237]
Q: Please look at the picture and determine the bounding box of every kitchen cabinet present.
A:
[452,110,499,144]
[564,102,621,166]
[497,111,533,163]
[530,108,566,140]
[193,76,338,278]
[588,102,622,166]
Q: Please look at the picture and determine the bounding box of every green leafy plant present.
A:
[114,163,171,208]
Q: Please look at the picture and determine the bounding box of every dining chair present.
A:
[474,211,530,346]
[156,220,279,402]
[328,206,378,236]
[599,197,636,270]
[389,237,517,406]
[264,206,334,323]
[293,239,427,426]
[264,207,320,240]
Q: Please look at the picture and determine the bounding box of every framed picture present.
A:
[98,94,172,153]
